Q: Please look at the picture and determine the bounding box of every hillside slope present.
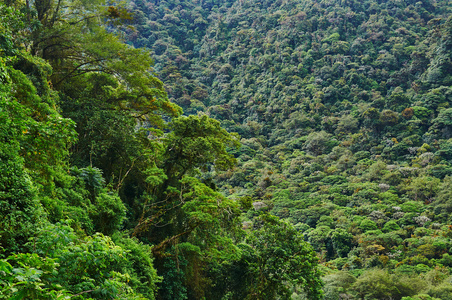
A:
[126,0,452,298]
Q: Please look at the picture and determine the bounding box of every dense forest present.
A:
[1,0,452,299]
[124,0,452,298]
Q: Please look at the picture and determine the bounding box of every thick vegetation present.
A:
[123,0,452,299]
[3,0,452,299]
[0,0,323,299]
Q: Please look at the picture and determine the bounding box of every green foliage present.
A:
[158,252,188,300]
[330,229,354,258]
[240,214,323,300]
[3,0,452,299]
[304,131,336,156]
[382,220,401,233]
[165,114,240,176]
[0,253,72,300]
[323,271,356,300]
[0,60,45,255]
[27,222,156,299]
[405,176,440,202]
[90,192,126,235]
[401,295,441,300]
[359,219,378,232]
[0,1,167,298]
[352,269,424,300]
[112,234,161,299]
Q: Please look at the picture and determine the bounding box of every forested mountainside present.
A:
[1,0,452,299]
[0,0,323,299]
[123,0,452,299]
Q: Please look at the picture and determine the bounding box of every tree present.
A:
[0,54,59,254]
[238,214,323,300]
[13,222,160,299]
[329,228,354,258]
[0,95,44,255]
[431,108,452,138]
[405,176,440,203]
[4,0,181,189]
[303,131,335,156]
[352,269,424,300]
[323,271,356,300]
[164,115,240,180]
[128,115,241,298]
